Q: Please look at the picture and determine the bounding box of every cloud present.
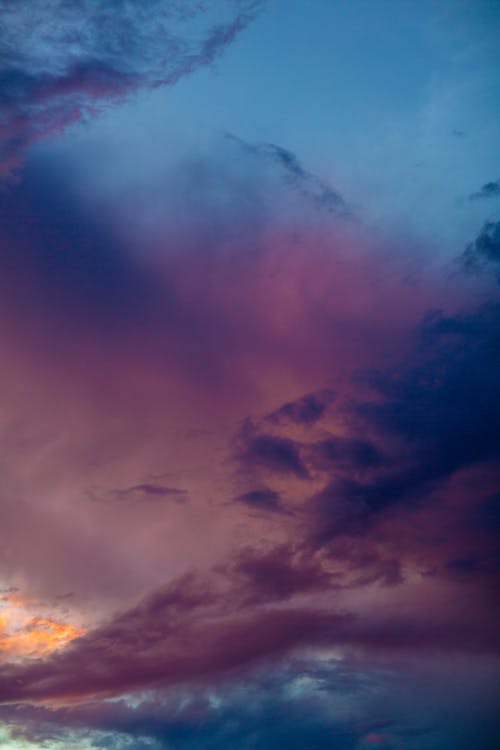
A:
[352,301,500,502]
[469,180,500,200]
[461,221,500,281]
[0,656,462,750]
[265,389,335,425]
[226,133,352,216]
[108,484,188,503]
[0,124,499,747]
[223,544,333,603]
[236,423,310,479]
[234,488,285,513]
[310,436,382,472]
[1,559,498,709]
[0,148,447,609]
[0,572,349,705]
[0,1,263,178]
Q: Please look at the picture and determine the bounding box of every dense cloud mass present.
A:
[0,1,499,749]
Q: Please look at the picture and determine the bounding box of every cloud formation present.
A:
[469,179,500,200]
[461,221,500,281]
[234,487,285,514]
[2,552,498,708]
[226,133,351,216]
[265,389,336,425]
[0,0,263,177]
[1,0,499,747]
[6,653,498,750]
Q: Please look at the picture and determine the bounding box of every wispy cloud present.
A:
[226,133,352,217]
[108,484,188,503]
[469,179,500,200]
[0,1,264,178]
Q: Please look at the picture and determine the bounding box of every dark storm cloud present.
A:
[469,179,500,200]
[304,303,500,552]
[461,221,500,281]
[367,302,500,460]
[0,0,263,176]
[226,133,351,216]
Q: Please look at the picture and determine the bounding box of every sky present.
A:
[0,1,499,748]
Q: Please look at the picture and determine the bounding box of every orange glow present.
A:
[0,594,85,658]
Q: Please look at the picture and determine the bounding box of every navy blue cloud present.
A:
[311,436,382,471]
[461,221,500,281]
[306,304,499,556]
